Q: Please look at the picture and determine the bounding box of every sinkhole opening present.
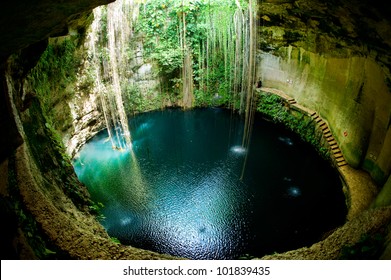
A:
[73,108,347,259]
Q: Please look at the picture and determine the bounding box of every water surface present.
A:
[73,108,346,259]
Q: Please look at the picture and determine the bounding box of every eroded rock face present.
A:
[65,88,104,158]
[63,29,161,157]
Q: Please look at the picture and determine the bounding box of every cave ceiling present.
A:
[0,0,114,62]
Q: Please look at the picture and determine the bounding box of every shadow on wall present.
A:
[257,47,391,186]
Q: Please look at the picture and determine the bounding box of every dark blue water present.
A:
[73,108,347,259]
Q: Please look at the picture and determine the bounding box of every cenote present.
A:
[73,108,347,259]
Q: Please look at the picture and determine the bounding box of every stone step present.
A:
[310,111,317,117]
[320,123,328,130]
[326,136,335,142]
[323,128,330,134]
[316,118,323,123]
[337,161,347,167]
[331,144,339,150]
[328,140,337,146]
[333,150,342,156]
[336,157,345,163]
[324,132,332,137]
[318,121,326,127]
[334,152,343,158]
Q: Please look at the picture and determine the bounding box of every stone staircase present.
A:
[310,111,347,167]
[287,97,297,105]
[258,87,348,168]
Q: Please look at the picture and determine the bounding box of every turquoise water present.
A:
[73,108,346,259]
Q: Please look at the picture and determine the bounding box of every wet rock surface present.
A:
[0,0,391,259]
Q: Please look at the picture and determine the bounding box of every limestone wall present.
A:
[257,47,391,185]
[63,35,161,157]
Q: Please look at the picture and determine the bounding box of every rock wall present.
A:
[65,81,105,158]
[129,41,161,98]
[63,36,161,157]
[257,0,391,190]
[257,48,391,184]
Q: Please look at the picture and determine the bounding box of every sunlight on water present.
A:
[287,186,302,198]
[73,108,347,259]
[230,145,247,155]
[278,136,294,146]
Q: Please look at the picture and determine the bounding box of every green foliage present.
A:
[151,46,183,74]
[31,38,78,94]
[99,7,109,46]
[137,0,182,70]
[110,237,121,244]
[194,89,213,106]
[23,99,106,220]
[256,92,329,159]
[89,201,106,221]
[28,37,79,130]
[25,33,97,212]
[123,82,166,113]
[124,83,142,113]
[136,0,247,107]
[23,101,93,213]
[256,93,286,121]
[283,30,303,44]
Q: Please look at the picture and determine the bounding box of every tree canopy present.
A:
[136,0,255,108]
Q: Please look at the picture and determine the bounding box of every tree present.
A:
[136,0,256,109]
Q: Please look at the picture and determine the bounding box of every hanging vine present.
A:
[136,0,256,110]
[240,0,257,180]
